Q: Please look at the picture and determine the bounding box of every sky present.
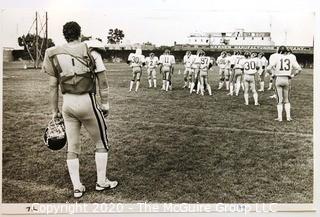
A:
[0,0,318,48]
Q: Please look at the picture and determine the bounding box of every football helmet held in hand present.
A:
[43,116,67,150]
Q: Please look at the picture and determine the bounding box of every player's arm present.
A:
[291,60,302,78]
[96,71,109,116]
[42,49,61,119]
[91,50,109,116]
[49,76,60,118]
[127,53,133,64]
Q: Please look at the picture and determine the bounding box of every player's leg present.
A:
[84,93,118,190]
[196,71,201,94]
[190,70,196,94]
[251,78,259,105]
[165,71,170,91]
[147,68,152,88]
[225,69,230,90]
[229,69,235,95]
[275,78,284,121]
[161,69,166,90]
[218,69,224,89]
[199,75,205,96]
[235,70,242,96]
[62,104,85,198]
[205,75,212,96]
[129,71,136,92]
[183,68,189,88]
[258,69,265,92]
[268,72,274,90]
[243,77,250,105]
[152,69,157,88]
[135,71,141,92]
[283,79,292,121]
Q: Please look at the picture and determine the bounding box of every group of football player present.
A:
[127,45,302,121]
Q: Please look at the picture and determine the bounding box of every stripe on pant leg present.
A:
[91,95,109,143]
[89,93,109,151]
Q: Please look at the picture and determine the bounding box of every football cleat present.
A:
[287,118,293,122]
[96,179,118,191]
[43,116,67,150]
[74,184,86,198]
[275,118,283,122]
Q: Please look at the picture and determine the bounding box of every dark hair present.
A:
[63,22,81,42]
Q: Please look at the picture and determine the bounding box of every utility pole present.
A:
[35,11,38,68]
[45,12,48,50]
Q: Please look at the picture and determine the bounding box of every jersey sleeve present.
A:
[128,53,133,61]
[291,58,302,70]
[171,56,176,64]
[41,49,57,77]
[91,50,106,73]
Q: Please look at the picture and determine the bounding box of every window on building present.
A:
[252,37,254,40]
[206,40,209,43]
[195,39,197,42]
[235,37,238,40]
[262,37,264,40]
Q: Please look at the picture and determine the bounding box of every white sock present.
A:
[269,82,273,89]
[148,79,152,88]
[200,84,204,95]
[190,82,195,94]
[153,79,157,87]
[235,81,240,95]
[253,93,258,104]
[129,81,134,91]
[95,152,108,185]
[165,81,170,91]
[241,82,245,91]
[67,159,82,190]
[260,82,264,90]
[135,81,140,91]
[230,83,234,95]
[244,93,249,105]
[277,104,283,120]
[284,103,291,120]
[226,81,230,90]
[207,84,212,95]
[218,82,223,89]
[162,80,165,89]
[197,82,201,94]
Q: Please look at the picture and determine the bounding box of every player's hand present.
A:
[100,103,110,118]
[52,111,62,120]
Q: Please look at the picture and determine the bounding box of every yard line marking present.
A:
[3,111,313,138]
[109,120,313,138]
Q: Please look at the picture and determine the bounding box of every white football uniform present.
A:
[199,56,213,77]
[128,53,145,73]
[145,56,158,80]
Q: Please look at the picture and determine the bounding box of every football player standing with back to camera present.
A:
[42,21,118,198]
[183,50,193,89]
[189,49,201,94]
[159,49,175,91]
[127,48,146,92]
[239,51,261,105]
[257,52,269,92]
[145,52,159,88]
[267,46,302,122]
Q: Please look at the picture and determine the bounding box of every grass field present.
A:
[2,61,313,203]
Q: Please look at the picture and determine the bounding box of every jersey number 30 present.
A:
[244,61,256,70]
